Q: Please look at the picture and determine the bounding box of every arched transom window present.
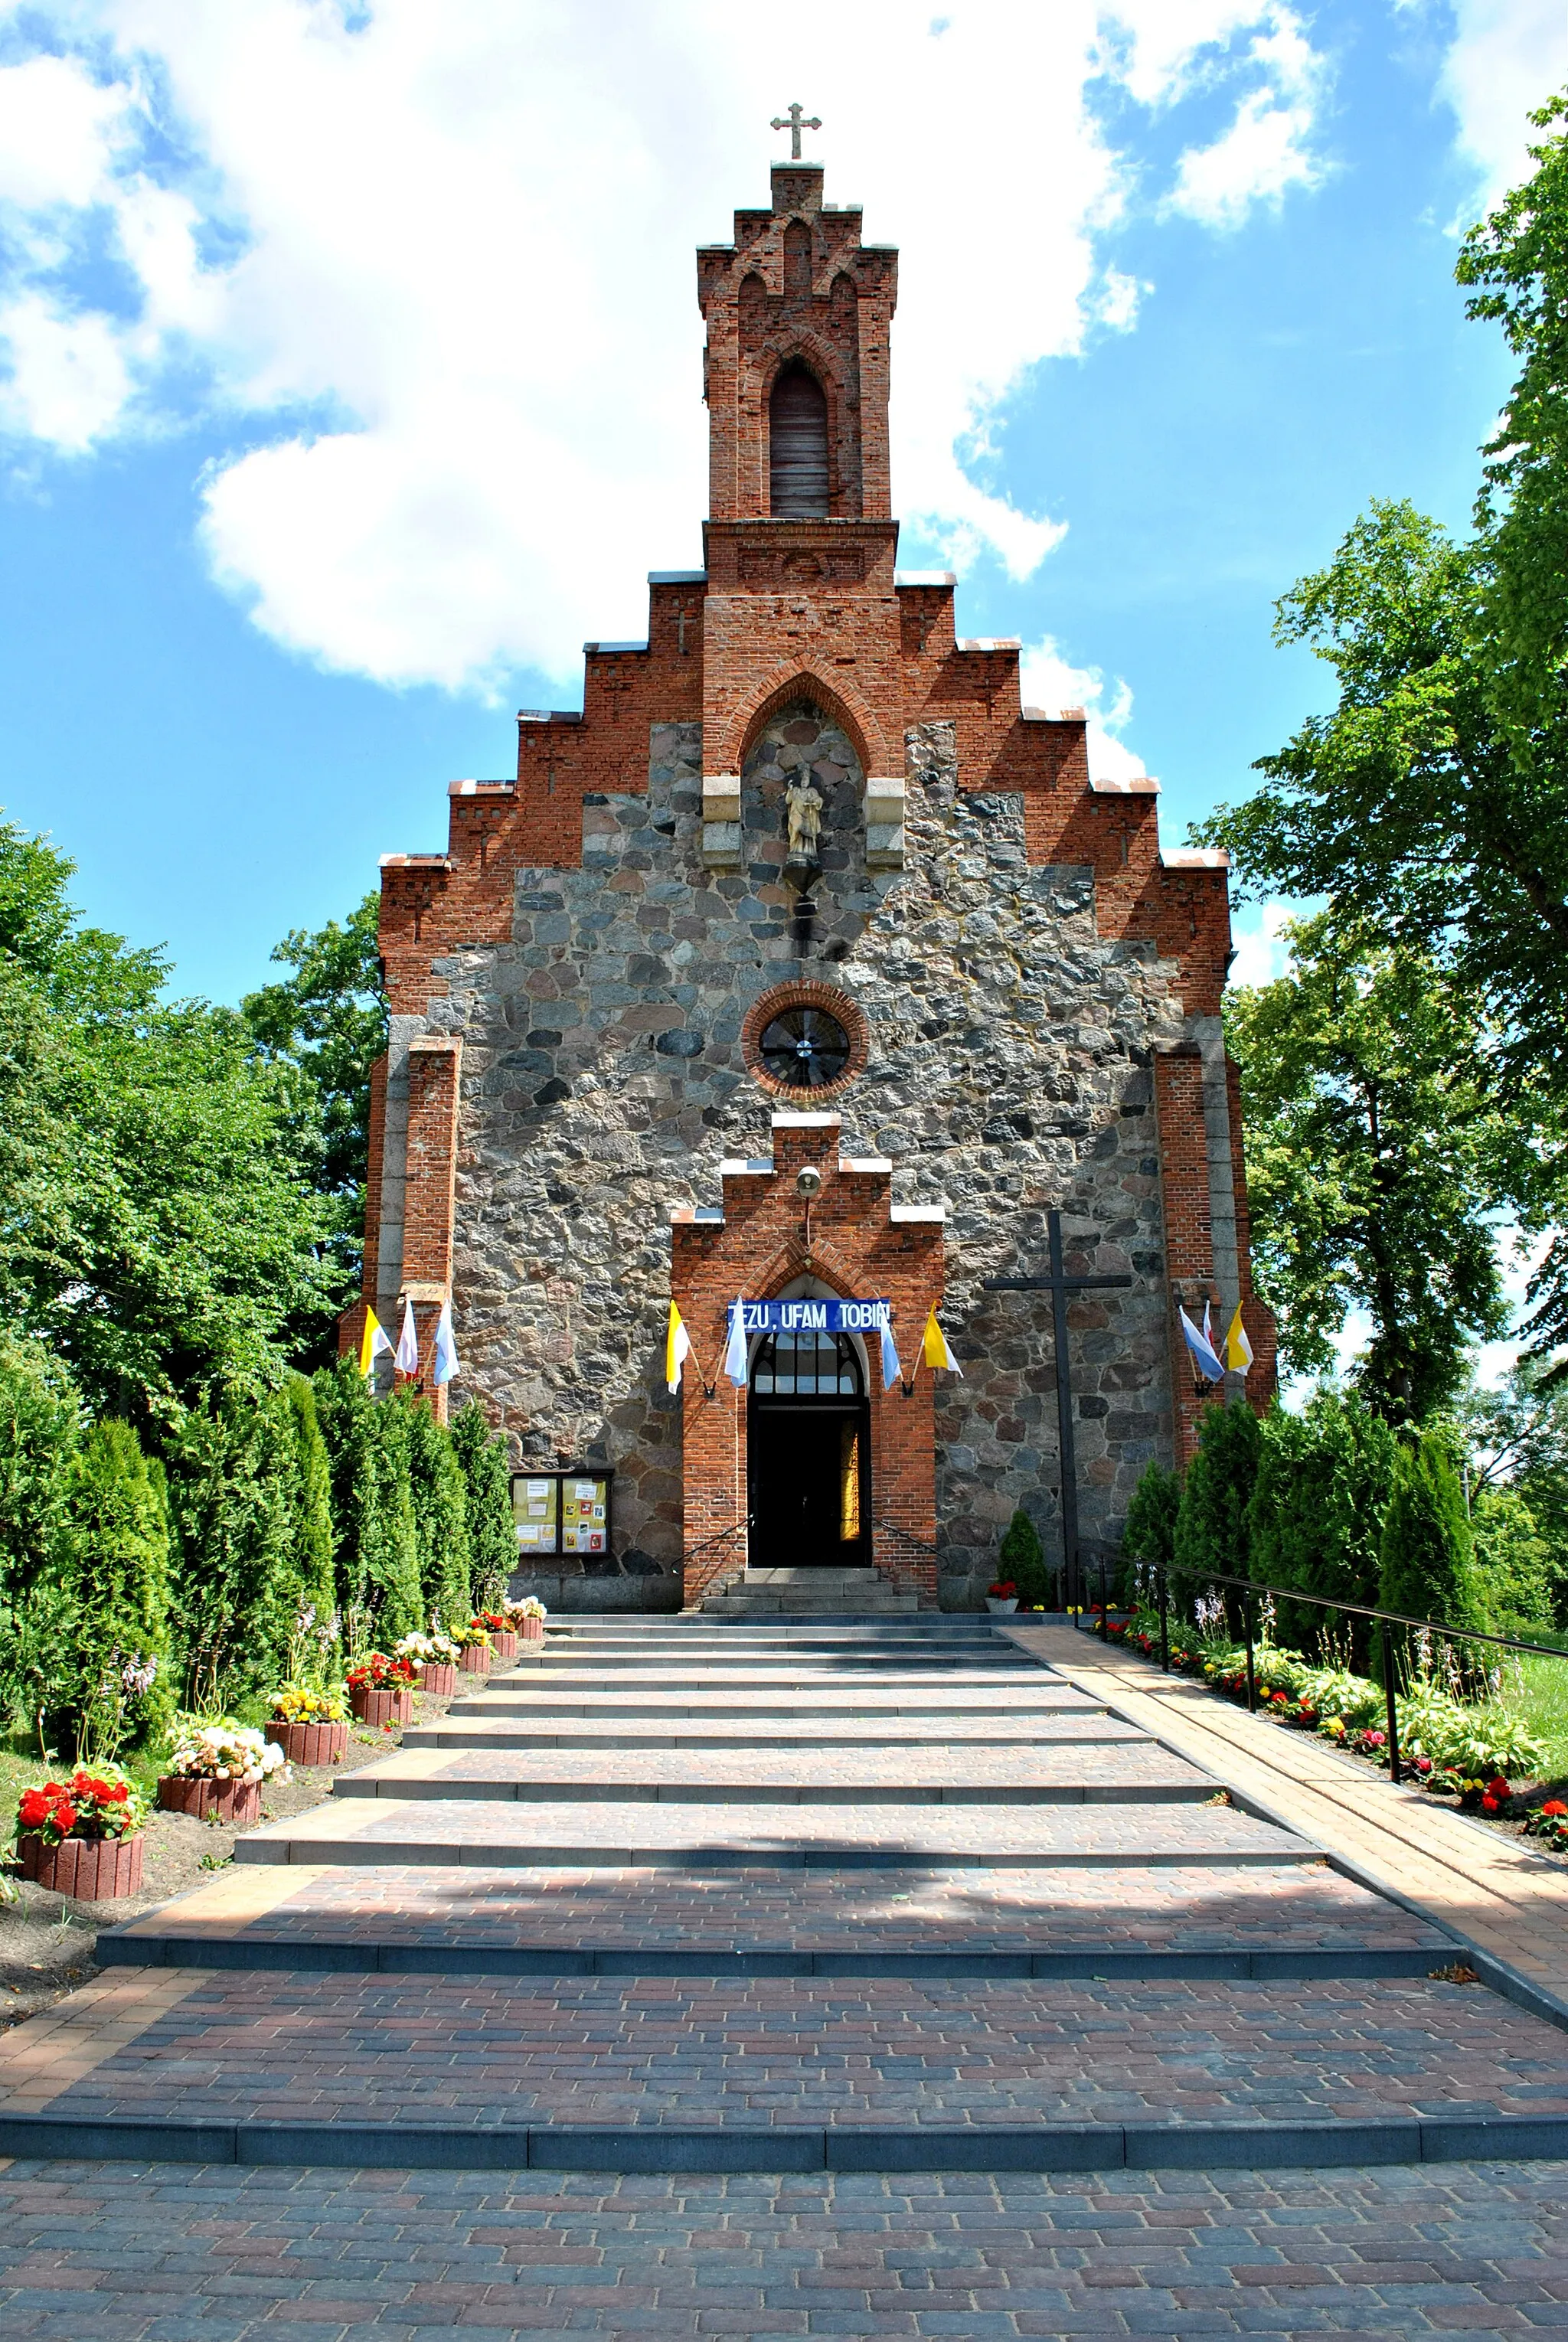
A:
[750,1327,862,1396]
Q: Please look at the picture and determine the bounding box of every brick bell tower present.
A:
[348,139,1276,1617]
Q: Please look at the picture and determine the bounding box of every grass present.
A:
[1502,1651,1568,1783]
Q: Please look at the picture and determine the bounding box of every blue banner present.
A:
[732,1298,890,1335]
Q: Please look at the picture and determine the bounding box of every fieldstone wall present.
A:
[427,706,1187,1610]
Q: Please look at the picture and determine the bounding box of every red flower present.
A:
[18,1788,54,1828]
[1489,1776,1511,1798]
[1542,1800,1567,1819]
[1481,1795,1500,1813]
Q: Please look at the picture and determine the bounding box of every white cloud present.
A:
[1431,0,1568,212]
[0,1,1333,690]
[1165,11,1326,228]
[1020,633,1146,784]
[1227,897,1293,988]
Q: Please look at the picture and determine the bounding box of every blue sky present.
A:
[0,0,1563,1008]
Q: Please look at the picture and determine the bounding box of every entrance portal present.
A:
[748,1327,871,1569]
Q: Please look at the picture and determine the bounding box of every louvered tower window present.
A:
[769,364,829,517]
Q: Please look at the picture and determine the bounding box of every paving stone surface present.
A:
[113,1861,1452,1958]
[331,1745,1214,1801]
[234,1796,1309,1868]
[6,1969,1563,2134]
[5,2157,1568,2339]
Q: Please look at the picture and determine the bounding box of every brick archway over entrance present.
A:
[669,1113,944,1609]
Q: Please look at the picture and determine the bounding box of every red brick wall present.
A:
[671,1116,943,1609]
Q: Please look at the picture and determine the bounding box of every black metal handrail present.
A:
[1114,1562,1568,1788]
[684,1519,749,1561]
[873,1517,940,1557]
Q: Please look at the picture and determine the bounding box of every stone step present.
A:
[328,1744,1217,1803]
[233,1796,1316,1869]
[7,1963,1553,2175]
[436,1690,1109,1720]
[100,1857,1456,1982]
[400,1716,1142,1749]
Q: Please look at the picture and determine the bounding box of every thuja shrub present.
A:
[450,1400,517,1611]
[311,1361,422,1644]
[402,1391,472,1632]
[998,1507,1050,1609]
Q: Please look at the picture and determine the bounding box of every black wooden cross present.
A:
[982,1210,1132,1610]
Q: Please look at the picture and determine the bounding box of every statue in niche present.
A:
[783,774,825,867]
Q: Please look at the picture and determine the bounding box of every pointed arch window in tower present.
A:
[769,362,829,517]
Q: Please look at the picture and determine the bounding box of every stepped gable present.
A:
[347,152,1277,1612]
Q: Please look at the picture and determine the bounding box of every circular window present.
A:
[742,982,869,1099]
[758,1004,851,1090]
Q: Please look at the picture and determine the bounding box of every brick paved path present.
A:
[7,1614,1568,2332]
[1,1614,1550,2171]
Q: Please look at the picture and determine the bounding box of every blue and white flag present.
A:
[432,1298,459,1387]
[1178,1305,1224,1381]
[394,1297,419,1375]
[878,1311,902,1390]
[723,1300,749,1387]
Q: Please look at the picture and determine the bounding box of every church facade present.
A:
[345,156,1276,1612]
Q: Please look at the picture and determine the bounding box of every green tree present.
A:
[449,1400,517,1611]
[1378,1429,1488,1676]
[1119,1459,1180,1607]
[1471,1485,1556,1640]
[0,818,343,1419]
[998,1507,1049,1608]
[312,1361,422,1645]
[164,1378,339,1710]
[1197,103,1568,1381]
[1226,915,1511,1421]
[1249,1389,1399,1662]
[403,1392,472,1630]
[0,1339,83,1736]
[1454,1366,1568,1607]
[1171,1400,1263,1621]
[243,893,386,1360]
[47,1419,173,1752]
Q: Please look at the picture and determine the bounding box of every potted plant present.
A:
[346,1651,417,1725]
[158,1723,289,1828]
[455,1621,494,1675]
[472,1609,518,1659]
[508,1596,548,1645]
[985,1579,1019,1614]
[395,1630,459,1697]
[15,1769,149,1899]
[269,1684,351,1766]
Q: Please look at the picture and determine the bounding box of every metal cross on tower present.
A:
[770,101,822,160]
[982,1212,1132,1611]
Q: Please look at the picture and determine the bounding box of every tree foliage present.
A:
[449,1400,518,1611]
[1249,1390,1398,1660]
[1197,102,1568,1385]
[49,1419,174,1750]
[0,818,343,1418]
[1171,1399,1263,1615]
[311,1360,422,1644]
[403,1391,472,1630]
[1378,1430,1488,1671]
[1226,915,1512,1419]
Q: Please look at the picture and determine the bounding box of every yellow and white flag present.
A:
[1223,1303,1254,1374]
[921,1310,962,1376]
[358,1306,394,1379]
[665,1301,692,1392]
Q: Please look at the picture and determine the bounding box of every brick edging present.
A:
[5,2111,1568,2174]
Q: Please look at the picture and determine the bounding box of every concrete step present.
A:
[233,1796,1318,1869]
[100,1857,1457,1981]
[399,1716,1141,1749]
[328,1744,1218,1804]
[443,1687,1108,1720]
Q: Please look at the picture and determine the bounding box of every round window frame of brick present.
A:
[742,982,870,1102]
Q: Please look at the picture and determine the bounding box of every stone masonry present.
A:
[345,155,1276,1611]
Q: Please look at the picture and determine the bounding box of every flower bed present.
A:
[13,1769,149,1900]
[1104,1605,1544,1797]
[347,1652,416,1724]
[506,1597,547,1644]
[269,1685,350,1765]
[158,1722,289,1825]
[395,1632,460,1695]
